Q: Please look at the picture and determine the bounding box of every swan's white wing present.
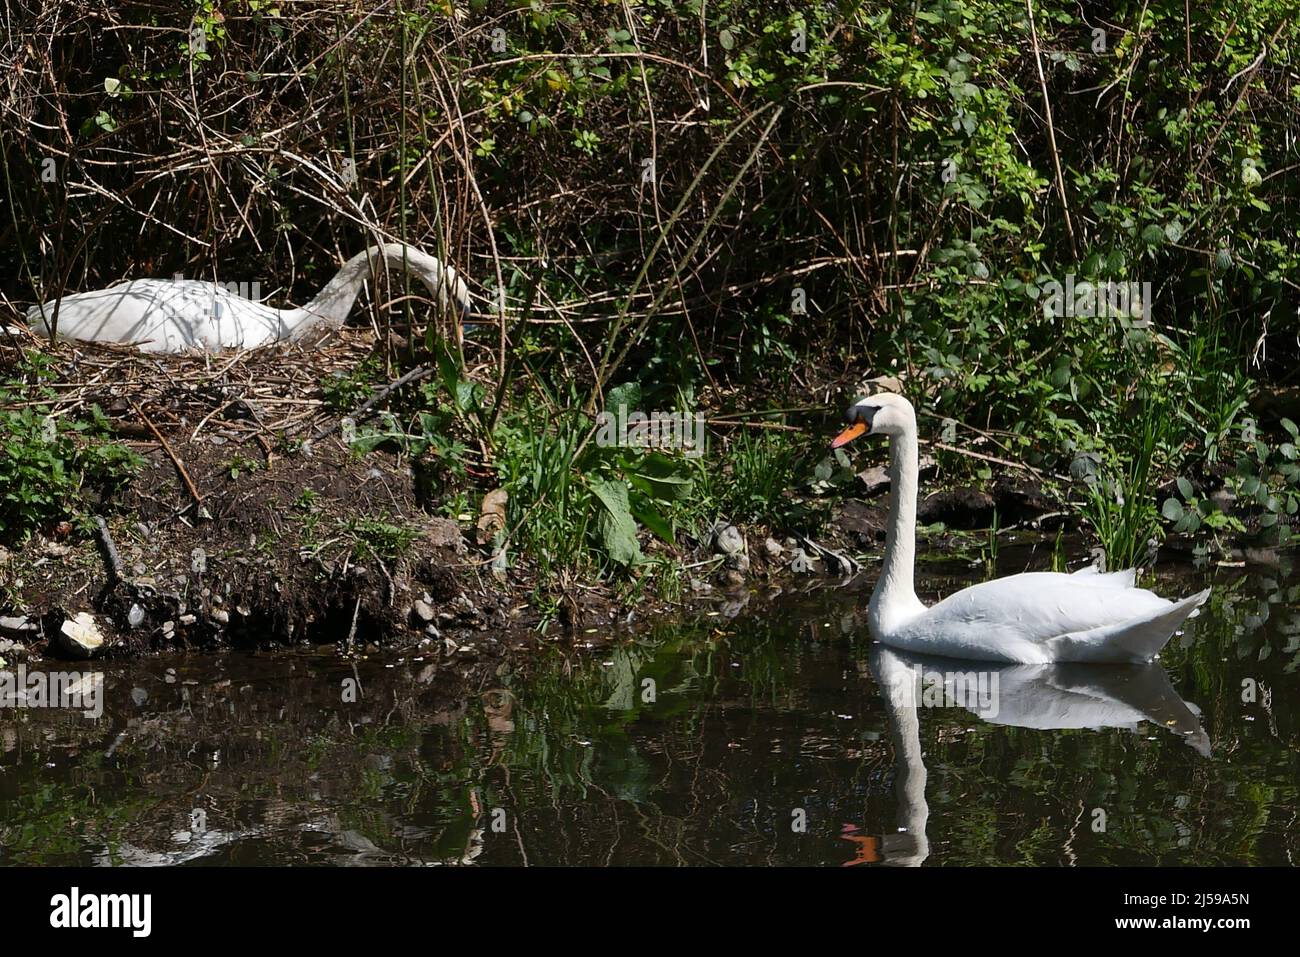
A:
[919,572,1170,639]
[1044,588,1210,663]
[890,572,1208,664]
[27,280,284,352]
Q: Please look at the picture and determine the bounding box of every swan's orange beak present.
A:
[831,421,868,448]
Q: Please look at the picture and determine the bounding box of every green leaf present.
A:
[629,471,693,503]
[590,478,641,565]
[454,380,479,413]
[605,381,641,415]
[1176,476,1194,500]
[632,503,674,545]
[1162,498,1184,521]
[630,451,694,501]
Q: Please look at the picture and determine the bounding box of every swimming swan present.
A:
[833,393,1210,663]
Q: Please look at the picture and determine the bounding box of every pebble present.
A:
[856,465,891,494]
[713,524,746,556]
[58,612,105,658]
[424,517,466,551]
[0,615,36,636]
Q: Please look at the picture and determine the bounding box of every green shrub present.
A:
[0,352,143,541]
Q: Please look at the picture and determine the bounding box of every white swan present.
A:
[23,242,472,353]
[833,392,1210,663]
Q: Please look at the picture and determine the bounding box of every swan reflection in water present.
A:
[849,644,1210,867]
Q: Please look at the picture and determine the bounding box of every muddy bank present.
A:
[1,332,530,661]
[2,438,495,657]
[0,332,802,662]
[0,452,845,665]
[0,430,809,664]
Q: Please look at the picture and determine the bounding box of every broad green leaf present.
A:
[590,478,641,565]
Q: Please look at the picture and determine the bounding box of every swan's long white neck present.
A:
[870,422,923,632]
[279,242,467,338]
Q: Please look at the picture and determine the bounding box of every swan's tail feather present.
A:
[1049,588,1211,663]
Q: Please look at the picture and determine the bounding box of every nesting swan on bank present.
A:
[23,243,472,353]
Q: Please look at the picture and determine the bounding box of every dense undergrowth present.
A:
[2,1,1298,604]
[0,352,142,540]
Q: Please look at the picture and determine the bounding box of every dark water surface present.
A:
[3,555,1298,866]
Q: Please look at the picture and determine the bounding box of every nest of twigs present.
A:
[3,327,381,447]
